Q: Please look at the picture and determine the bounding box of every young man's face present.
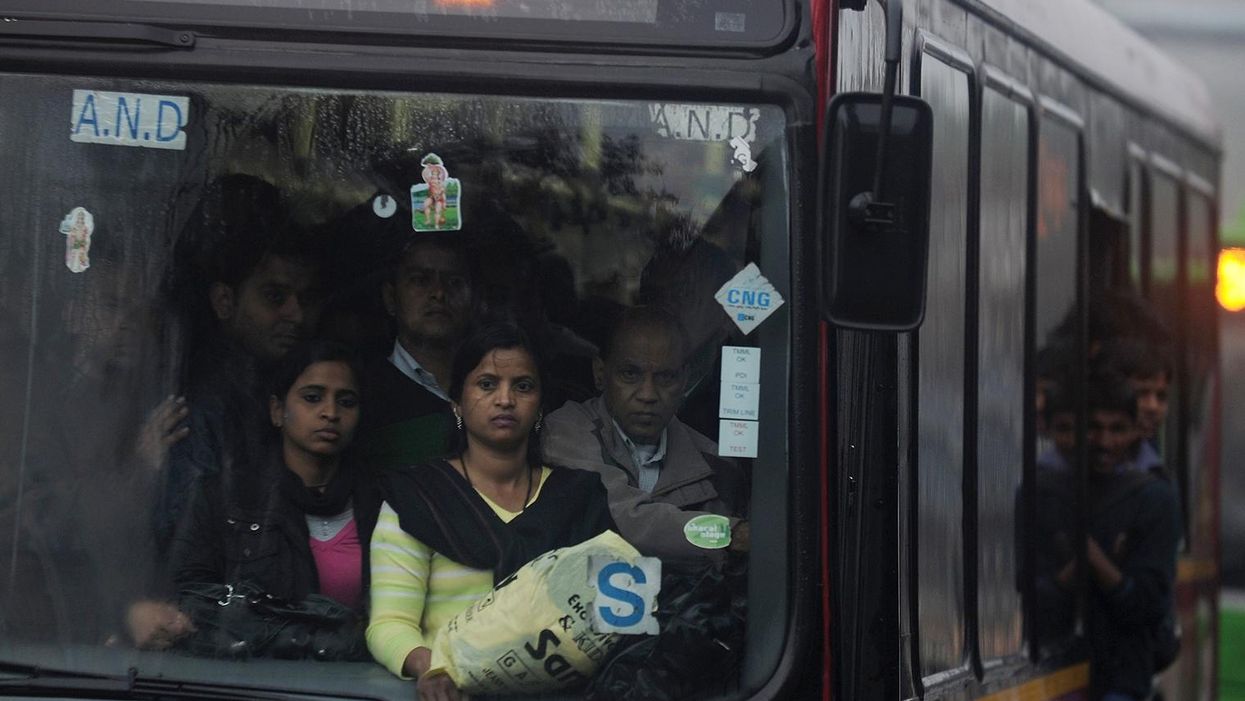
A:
[1087,409,1141,473]
[1047,411,1077,459]
[1128,372,1169,440]
[594,324,686,445]
[384,242,472,349]
[212,255,322,363]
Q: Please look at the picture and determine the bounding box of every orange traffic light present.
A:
[1217,248,1245,312]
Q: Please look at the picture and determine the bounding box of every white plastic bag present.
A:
[427,531,647,694]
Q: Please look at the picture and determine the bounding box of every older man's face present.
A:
[595,325,686,445]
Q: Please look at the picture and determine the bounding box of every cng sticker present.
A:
[714,263,785,335]
[683,514,732,549]
[588,556,660,635]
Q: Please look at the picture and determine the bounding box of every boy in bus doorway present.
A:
[542,305,749,565]
[1082,376,1181,701]
[1095,337,1172,451]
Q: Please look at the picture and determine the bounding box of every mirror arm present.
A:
[849,0,904,231]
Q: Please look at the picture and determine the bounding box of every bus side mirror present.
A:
[820,93,933,331]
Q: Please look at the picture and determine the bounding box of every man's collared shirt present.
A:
[612,420,668,494]
[1039,440,1164,475]
[388,340,449,402]
[1118,439,1163,474]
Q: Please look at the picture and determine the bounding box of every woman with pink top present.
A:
[154,340,381,657]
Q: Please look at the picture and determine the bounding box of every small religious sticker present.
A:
[410,153,462,232]
[59,207,95,273]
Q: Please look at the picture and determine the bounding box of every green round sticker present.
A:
[683,514,732,550]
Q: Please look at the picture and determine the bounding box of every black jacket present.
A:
[156,340,271,554]
[170,462,382,606]
[353,357,453,473]
[1086,469,1182,699]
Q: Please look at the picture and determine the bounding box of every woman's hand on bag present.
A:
[417,672,463,701]
[403,646,433,678]
[126,600,195,649]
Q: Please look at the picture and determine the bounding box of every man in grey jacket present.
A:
[543,306,748,565]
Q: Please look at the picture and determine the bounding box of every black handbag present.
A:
[174,581,369,661]
[586,558,748,701]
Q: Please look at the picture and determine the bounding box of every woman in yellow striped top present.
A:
[366,322,614,701]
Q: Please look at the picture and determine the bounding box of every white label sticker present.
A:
[714,263,785,335]
[715,12,746,32]
[372,194,397,219]
[721,346,761,383]
[59,207,94,274]
[70,90,189,151]
[718,419,759,458]
[729,136,758,172]
[648,103,760,143]
[718,382,760,420]
[588,555,661,635]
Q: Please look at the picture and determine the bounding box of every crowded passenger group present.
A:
[100,174,752,695]
[1028,292,1182,701]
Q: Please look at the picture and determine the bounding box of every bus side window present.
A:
[1149,170,1183,507]
[1183,190,1216,557]
[1128,155,1148,293]
[1029,108,1083,658]
[976,82,1029,663]
[905,47,972,680]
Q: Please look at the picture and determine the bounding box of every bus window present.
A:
[1184,190,1216,555]
[1128,156,1147,292]
[976,85,1028,663]
[1029,110,1081,658]
[1149,170,1181,468]
[908,51,971,678]
[1035,118,1081,347]
[0,72,791,698]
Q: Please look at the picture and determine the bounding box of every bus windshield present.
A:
[0,72,792,698]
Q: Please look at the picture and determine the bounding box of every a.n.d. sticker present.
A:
[410,153,462,232]
[70,90,188,151]
[59,207,94,273]
[648,103,760,144]
[714,263,785,335]
[588,556,660,635]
